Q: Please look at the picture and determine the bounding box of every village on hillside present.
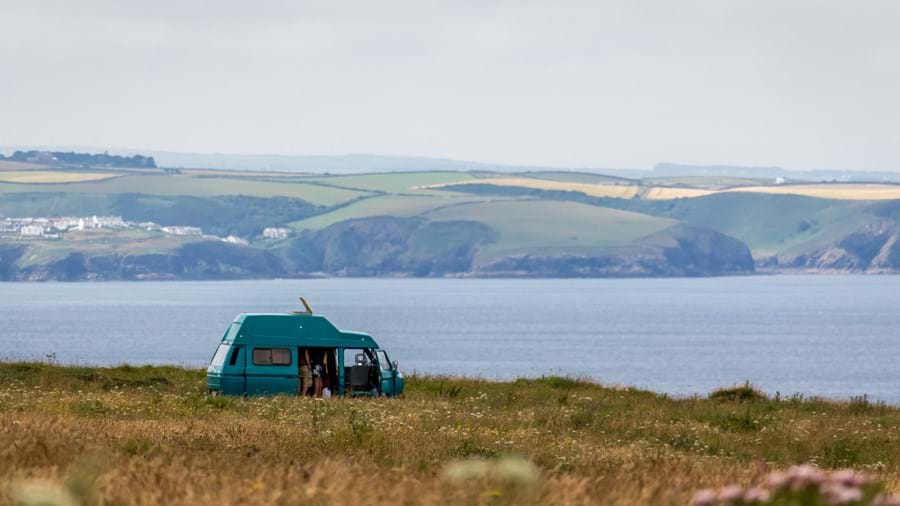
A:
[0,215,291,246]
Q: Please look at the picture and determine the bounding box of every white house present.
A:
[223,235,249,246]
[20,225,45,237]
[263,227,291,240]
[162,226,202,236]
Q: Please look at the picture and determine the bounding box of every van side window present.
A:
[228,347,242,366]
[252,347,292,366]
[271,348,291,365]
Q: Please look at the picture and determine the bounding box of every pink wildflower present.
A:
[787,464,825,490]
[718,485,745,503]
[691,489,717,506]
[831,469,870,488]
[873,494,900,506]
[831,486,863,505]
[743,487,770,503]
[766,471,790,491]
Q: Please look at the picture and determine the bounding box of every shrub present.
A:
[539,376,580,390]
[710,381,767,403]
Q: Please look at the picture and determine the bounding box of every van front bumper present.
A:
[206,374,222,393]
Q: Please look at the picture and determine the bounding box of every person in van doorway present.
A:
[321,350,332,396]
[312,363,324,397]
[298,348,312,396]
[309,348,325,398]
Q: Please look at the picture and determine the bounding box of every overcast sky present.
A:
[1,1,899,171]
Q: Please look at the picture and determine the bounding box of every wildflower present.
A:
[442,459,492,482]
[10,480,79,506]
[691,489,717,506]
[717,485,744,503]
[742,487,770,503]
[821,484,862,505]
[494,456,540,487]
[787,464,825,490]
[831,469,870,488]
[873,494,900,506]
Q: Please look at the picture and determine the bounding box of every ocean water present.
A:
[1,276,899,402]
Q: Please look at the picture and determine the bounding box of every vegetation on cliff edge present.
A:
[1,363,899,504]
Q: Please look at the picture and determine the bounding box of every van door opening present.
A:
[299,347,336,397]
[342,348,379,396]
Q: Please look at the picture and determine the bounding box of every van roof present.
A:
[224,313,379,348]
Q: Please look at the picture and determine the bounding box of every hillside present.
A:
[3,363,900,505]
[3,153,900,279]
[443,182,900,273]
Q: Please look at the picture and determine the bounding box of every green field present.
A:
[424,200,677,256]
[0,174,367,206]
[609,193,877,258]
[523,170,638,185]
[4,163,900,276]
[305,171,478,194]
[11,230,207,267]
[290,194,493,230]
[2,363,900,505]
[641,175,771,188]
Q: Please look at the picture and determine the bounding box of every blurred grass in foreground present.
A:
[1,362,899,505]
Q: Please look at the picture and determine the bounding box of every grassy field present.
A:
[425,177,641,199]
[611,193,878,258]
[523,171,637,185]
[180,169,314,178]
[728,184,900,201]
[424,200,677,256]
[1,363,900,505]
[429,176,900,202]
[640,176,770,188]
[4,166,900,207]
[0,174,367,206]
[0,171,122,184]
[307,171,477,194]
[0,161,58,171]
[11,230,208,267]
[5,166,900,275]
[290,194,492,230]
[640,187,716,199]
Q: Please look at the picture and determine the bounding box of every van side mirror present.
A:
[392,360,398,370]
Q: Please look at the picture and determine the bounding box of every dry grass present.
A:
[427,178,900,203]
[643,183,900,201]
[423,178,641,198]
[0,171,120,184]
[726,184,900,201]
[1,363,899,505]
[0,161,49,171]
[641,187,717,200]
[179,169,313,177]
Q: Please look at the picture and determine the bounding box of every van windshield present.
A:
[210,344,230,367]
[377,350,392,371]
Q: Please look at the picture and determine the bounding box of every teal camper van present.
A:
[206,299,404,397]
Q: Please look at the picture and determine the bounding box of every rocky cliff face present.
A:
[473,225,755,277]
[276,217,499,276]
[0,244,27,281]
[1,218,757,280]
[9,241,286,281]
[778,222,900,273]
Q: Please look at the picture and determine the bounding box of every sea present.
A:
[1,276,898,402]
